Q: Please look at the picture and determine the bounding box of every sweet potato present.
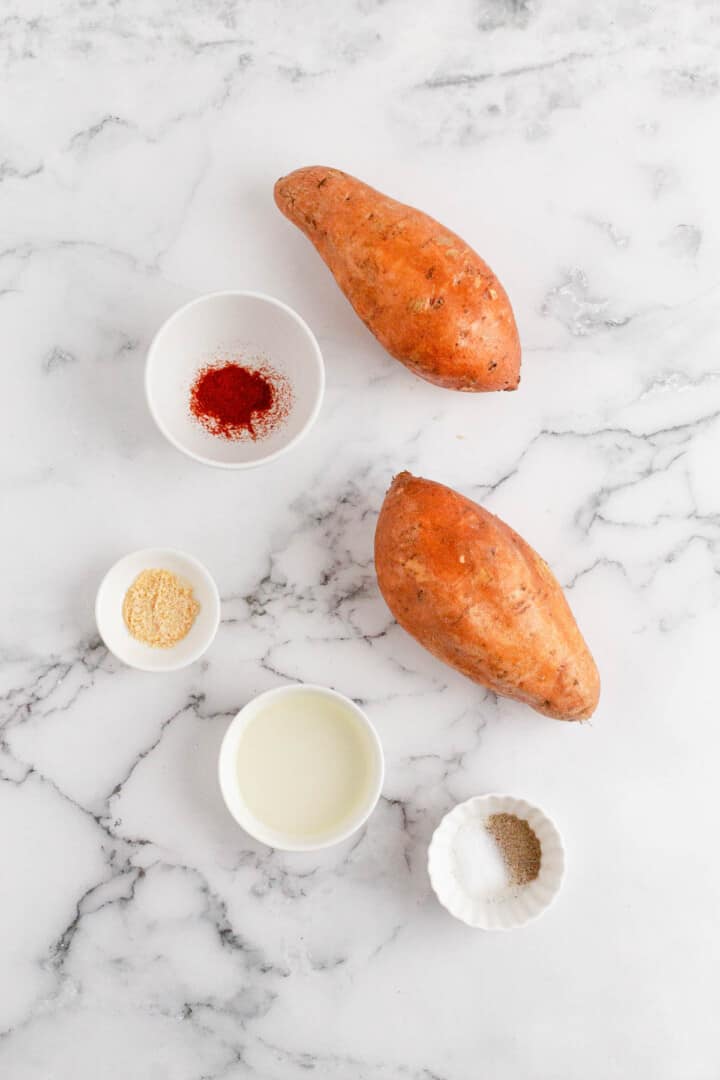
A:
[274,166,520,392]
[375,473,600,721]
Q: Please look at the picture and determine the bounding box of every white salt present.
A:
[451,820,509,898]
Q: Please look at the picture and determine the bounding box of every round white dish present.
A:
[145,290,325,469]
[427,794,565,930]
[218,684,385,852]
[95,548,220,672]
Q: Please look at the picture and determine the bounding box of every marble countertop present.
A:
[2,2,719,1077]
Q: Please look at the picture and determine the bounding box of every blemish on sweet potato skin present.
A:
[274,166,521,392]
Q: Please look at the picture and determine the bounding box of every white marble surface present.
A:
[2,2,720,1076]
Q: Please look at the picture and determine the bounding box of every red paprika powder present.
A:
[189,361,292,441]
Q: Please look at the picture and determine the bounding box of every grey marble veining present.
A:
[2,2,720,1077]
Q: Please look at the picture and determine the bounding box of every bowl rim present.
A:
[218,683,385,852]
[95,546,221,672]
[427,793,566,931]
[144,289,325,470]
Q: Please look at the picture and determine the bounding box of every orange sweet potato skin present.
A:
[375,473,600,721]
[274,167,521,392]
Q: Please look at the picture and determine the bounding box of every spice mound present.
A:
[123,569,200,649]
[189,360,293,441]
[486,812,541,887]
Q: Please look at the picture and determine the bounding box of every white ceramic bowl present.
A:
[428,794,565,930]
[95,548,220,672]
[218,684,385,852]
[145,291,325,468]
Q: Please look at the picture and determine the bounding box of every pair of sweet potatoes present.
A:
[275,168,599,720]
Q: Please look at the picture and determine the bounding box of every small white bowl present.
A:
[218,684,385,852]
[95,548,220,672]
[428,794,565,930]
[145,290,325,469]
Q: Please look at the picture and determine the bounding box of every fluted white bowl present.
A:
[428,794,565,930]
